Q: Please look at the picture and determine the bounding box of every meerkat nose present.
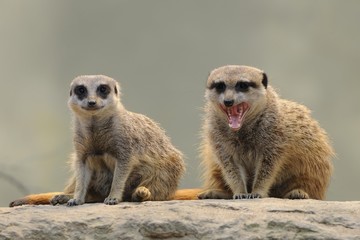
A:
[224,100,234,107]
[88,100,97,107]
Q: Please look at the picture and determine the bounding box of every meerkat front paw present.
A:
[67,198,84,206]
[104,197,120,205]
[233,193,262,199]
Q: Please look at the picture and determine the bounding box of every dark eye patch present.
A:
[235,81,257,92]
[97,84,111,99]
[74,85,88,100]
[209,81,226,93]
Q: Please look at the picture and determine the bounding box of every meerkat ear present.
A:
[70,89,72,96]
[262,73,268,89]
[114,82,120,97]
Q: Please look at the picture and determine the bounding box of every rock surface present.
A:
[1,199,359,240]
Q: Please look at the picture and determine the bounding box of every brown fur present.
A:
[198,65,334,200]
[10,75,185,207]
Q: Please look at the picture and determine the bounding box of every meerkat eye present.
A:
[97,84,110,99]
[74,85,87,99]
[210,81,226,93]
[235,81,251,92]
[99,85,107,93]
[75,86,86,94]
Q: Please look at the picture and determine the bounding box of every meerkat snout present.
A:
[87,100,97,107]
[223,99,234,107]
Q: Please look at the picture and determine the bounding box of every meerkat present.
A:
[10,75,185,207]
[197,65,334,200]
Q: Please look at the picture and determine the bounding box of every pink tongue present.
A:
[228,106,241,129]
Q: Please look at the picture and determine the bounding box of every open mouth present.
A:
[220,102,249,131]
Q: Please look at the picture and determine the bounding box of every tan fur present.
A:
[198,65,334,200]
[10,75,185,207]
[173,189,203,200]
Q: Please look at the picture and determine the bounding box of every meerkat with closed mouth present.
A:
[198,65,334,200]
[10,75,185,207]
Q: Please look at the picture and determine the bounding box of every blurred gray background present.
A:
[1,1,359,206]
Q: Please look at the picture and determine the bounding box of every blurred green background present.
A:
[1,1,359,206]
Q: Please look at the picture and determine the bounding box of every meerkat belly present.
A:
[234,150,258,193]
[86,154,115,196]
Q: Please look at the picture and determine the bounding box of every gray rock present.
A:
[1,199,359,240]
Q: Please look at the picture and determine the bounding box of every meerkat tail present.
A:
[9,188,202,206]
[172,188,202,200]
[9,192,63,207]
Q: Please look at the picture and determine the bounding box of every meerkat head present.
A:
[206,65,268,131]
[68,75,121,116]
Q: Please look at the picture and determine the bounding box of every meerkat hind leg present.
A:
[131,186,152,202]
[285,189,309,199]
[198,189,232,199]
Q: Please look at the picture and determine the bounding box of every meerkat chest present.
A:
[78,136,116,171]
[82,130,113,155]
[233,145,260,172]
[212,128,262,171]
[75,117,123,158]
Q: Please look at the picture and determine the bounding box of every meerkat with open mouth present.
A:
[198,65,334,200]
